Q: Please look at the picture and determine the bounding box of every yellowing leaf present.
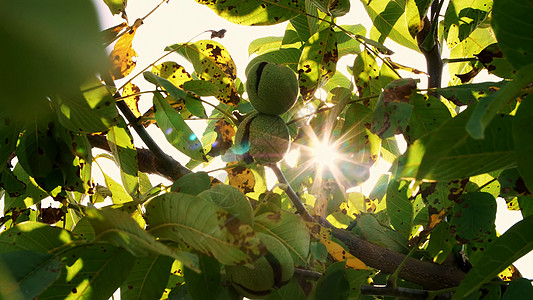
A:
[208,119,235,157]
[169,40,240,106]
[151,62,192,89]
[321,237,368,270]
[226,163,255,194]
[428,210,446,230]
[110,26,138,80]
[498,264,522,281]
[122,82,141,118]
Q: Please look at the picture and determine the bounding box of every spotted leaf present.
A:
[168,41,240,106]
[298,24,338,100]
[195,0,305,25]
[145,192,265,265]
[110,25,138,80]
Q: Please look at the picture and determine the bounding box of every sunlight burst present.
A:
[311,138,340,168]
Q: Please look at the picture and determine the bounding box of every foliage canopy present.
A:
[1,0,533,299]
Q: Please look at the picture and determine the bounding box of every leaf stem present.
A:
[140,0,169,22]
[442,57,478,65]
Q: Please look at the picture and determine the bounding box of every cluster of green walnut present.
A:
[226,62,298,298]
[234,61,298,165]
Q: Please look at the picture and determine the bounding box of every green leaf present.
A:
[198,184,255,226]
[513,94,533,193]
[183,255,221,300]
[370,79,415,139]
[72,217,96,241]
[466,66,533,139]
[171,171,211,195]
[298,23,338,100]
[144,71,207,119]
[492,0,533,69]
[335,25,366,58]
[54,77,119,133]
[436,81,506,106]
[86,208,199,270]
[415,107,516,181]
[448,26,496,85]
[168,40,240,106]
[245,48,302,74]
[0,222,79,254]
[107,118,139,199]
[502,278,533,300]
[3,164,48,212]
[289,2,320,43]
[361,0,420,52]
[101,170,134,204]
[427,222,455,263]
[323,72,352,93]
[314,261,350,300]
[39,244,136,300]
[145,192,265,265]
[254,211,310,265]
[0,112,21,168]
[450,192,496,243]
[352,214,409,253]
[183,80,220,97]
[452,215,533,299]
[153,92,207,162]
[404,94,452,144]
[476,43,517,79]
[386,180,413,239]
[265,277,307,300]
[103,0,126,15]
[443,0,492,49]
[248,36,284,55]
[195,0,305,25]
[0,0,107,122]
[121,255,174,300]
[420,180,468,213]
[0,251,62,299]
[353,50,382,98]
[0,168,26,199]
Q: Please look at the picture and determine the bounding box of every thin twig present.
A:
[442,57,478,65]
[140,0,168,22]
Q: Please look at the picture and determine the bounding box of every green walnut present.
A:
[226,233,294,299]
[234,113,290,164]
[246,62,298,115]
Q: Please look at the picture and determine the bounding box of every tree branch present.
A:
[325,223,466,290]
[417,0,444,90]
[88,134,190,181]
[101,73,191,182]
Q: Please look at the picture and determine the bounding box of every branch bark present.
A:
[88,134,190,181]
[417,0,444,90]
[326,224,465,290]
